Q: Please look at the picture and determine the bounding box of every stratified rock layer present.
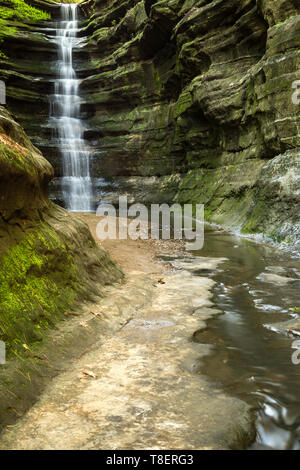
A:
[1,0,299,244]
[80,0,300,244]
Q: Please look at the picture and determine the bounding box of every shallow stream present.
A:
[190,229,300,449]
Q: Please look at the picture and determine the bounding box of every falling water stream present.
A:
[49,4,92,212]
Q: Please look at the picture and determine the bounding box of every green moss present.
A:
[0,0,50,57]
[275,16,297,28]
[0,223,83,358]
[241,200,266,234]
[266,230,286,243]
[0,0,50,22]
[0,142,30,171]
[204,207,213,222]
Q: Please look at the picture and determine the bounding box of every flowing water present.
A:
[49,4,92,212]
[187,230,300,449]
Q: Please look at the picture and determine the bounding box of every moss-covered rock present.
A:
[0,106,123,358]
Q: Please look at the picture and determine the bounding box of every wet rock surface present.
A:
[0,228,254,450]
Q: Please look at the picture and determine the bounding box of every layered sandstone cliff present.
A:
[1,0,299,246]
[80,0,300,245]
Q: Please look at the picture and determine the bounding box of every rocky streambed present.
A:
[0,214,254,450]
[190,228,300,450]
[1,214,300,450]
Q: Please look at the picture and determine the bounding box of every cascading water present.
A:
[50,3,92,212]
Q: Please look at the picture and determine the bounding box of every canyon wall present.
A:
[1,0,300,245]
[81,0,300,245]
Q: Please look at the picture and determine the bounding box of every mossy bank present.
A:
[0,104,122,430]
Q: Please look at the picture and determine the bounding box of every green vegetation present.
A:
[266,229,287,244]
[0,223,83,358]
[290,307,300,313]
[275,15,297,28]
[0,0,50,57]
[51,0,83,2]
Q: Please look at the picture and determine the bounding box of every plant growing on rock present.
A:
[0,0,50,58]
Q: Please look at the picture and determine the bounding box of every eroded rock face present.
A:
[79,0,300,243]
[1,0,299,243]
[0,105,122,356]
[0,1,60,171]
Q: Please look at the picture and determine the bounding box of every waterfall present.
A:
[50,3,92,212]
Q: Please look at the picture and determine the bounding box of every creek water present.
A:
[49,4,92,212]
[185,229,300,449]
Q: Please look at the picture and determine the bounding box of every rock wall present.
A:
[1,0,299,244]
[80,0,300,244]
[0,1,60,171]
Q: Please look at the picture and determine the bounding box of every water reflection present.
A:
[192,229,300,449]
